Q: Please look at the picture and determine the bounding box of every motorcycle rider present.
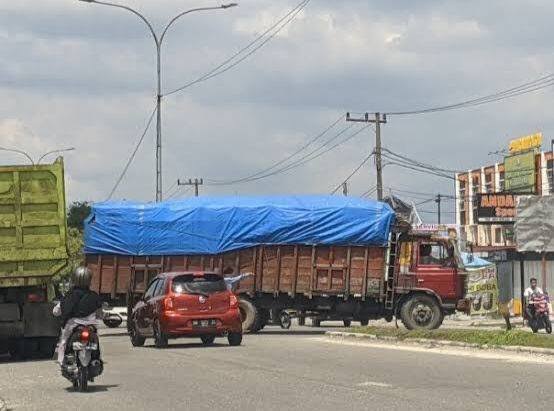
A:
[53,267,103,366]
[524,277,545,319]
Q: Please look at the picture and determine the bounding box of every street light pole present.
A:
[78,0,238,202]
[37,148,76,164]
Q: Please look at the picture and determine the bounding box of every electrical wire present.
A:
[386,74,554,116]
[381,147,462,174]
[106,104,157,201]
[330,152,374,194]
[207,123,368,186]
[164,0,311,96]
[383,161,456,180]
[360,186,377,198]
[206,113,345,185]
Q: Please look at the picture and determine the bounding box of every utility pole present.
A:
[342,182,348,196]
[346,112,387,200]
[178,178,204,197]
[435,194,442,224]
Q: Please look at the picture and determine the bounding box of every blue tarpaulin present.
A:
[84,195,395,256]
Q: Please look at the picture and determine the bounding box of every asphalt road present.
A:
[1,324,554,411]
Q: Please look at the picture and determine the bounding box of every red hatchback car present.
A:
[128,272,243,348]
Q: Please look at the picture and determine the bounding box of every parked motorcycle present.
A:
[61,325,104,392]
[528,294,552,334]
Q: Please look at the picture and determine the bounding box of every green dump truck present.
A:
[0,158,68,359]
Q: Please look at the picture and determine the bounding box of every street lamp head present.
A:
[221,3,238,9]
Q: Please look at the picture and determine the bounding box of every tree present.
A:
[55,227,84,283]
[67,201,91,230]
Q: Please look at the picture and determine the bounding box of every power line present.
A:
[207,123,368,186]
[106,104,157,201]
[386,74,554,116]
[330,152,374,194]
[360,186,377,198]
[164,0,311,97]
[382,147,462,174]
[383,161,456,180]
[206,113,344,185]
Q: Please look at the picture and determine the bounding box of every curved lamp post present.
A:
[78,0,238,201]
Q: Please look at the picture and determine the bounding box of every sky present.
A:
[2,0,554,223]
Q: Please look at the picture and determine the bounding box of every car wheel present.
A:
[153,320,168,348]
[129,321,146,347]
[228,332,242,346]
[201,335,216,345]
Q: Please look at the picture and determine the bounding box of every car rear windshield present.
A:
[171,274,227,295]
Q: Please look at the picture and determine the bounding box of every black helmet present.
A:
[71,266,92,288]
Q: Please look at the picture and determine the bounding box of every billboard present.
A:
[476,193,516,224]
[504,151,536,193]
[466,265,498,315]
[509,132,542,153]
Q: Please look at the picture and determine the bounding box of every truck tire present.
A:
[239,299,257,333]
[250,308,269,333]
[359,318,369,326]
[400,295,443,330]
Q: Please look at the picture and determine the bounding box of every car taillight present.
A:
[80,328,90,344]
[163,297,174,311]
[27,292,45,303]
[229,294,239,309]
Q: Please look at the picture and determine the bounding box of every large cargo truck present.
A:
[0,158,68,358]
[84,196,470,331]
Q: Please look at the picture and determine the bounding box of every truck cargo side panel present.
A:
[87,244,386,302]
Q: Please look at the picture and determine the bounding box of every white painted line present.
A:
[357,381,392,388]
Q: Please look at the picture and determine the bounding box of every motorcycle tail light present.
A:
[80,329,90,343]
[229,294,239,309]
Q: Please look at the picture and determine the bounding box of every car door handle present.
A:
[417,279,425,283]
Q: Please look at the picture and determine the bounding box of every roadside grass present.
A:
[348,326,554,349]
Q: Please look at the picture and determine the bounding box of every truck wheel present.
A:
[400,295,443,330]
[359,318,369,326]
[238,299,257,333]
[250,308,268,333]
[280,312,292,329]
[343,319,352,327]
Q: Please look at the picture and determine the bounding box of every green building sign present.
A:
[504,151,536,193]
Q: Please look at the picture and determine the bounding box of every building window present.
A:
[499,171,505,192]
[494,227,503,245]
[485,173,494,193]
[459,201,466,226]
[471,176,480,194]
[546,160,554,194]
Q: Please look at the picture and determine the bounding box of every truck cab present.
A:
[393,231,468,329]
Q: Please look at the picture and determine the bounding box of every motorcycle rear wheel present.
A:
[79,367,89,392]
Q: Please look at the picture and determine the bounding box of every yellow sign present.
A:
[509,132,542,153]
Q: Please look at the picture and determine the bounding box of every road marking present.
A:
[320,337,554,365]
[357,381,392,388]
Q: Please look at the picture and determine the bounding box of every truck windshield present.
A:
[172,274,226,295]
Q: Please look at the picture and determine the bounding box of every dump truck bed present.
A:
[0,158,68,287]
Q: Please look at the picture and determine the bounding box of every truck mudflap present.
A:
[23,302,60,338]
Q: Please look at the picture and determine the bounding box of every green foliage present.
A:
[55,227,84,282]
[67,201,91,230]
[349,326,554,349]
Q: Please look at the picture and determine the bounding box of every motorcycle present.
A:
[527,294,552,334]
[61,325,104,392]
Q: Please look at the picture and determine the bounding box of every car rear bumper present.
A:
[160,309,242,336]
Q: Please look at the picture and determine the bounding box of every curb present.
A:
[325,331,554,356]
